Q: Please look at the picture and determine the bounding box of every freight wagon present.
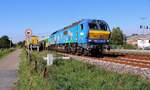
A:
[25,35,40,51]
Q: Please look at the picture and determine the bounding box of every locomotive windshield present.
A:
[99,23,108,31]
[89,20,110,31]
[89,23,99,30]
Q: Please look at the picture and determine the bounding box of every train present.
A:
[46,19,111,55]
[25,35,40,51]
[25,19,111,55]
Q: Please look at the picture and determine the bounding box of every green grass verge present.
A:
[17,50,52,90]
[17,50,150,90]
[0,48,15,59]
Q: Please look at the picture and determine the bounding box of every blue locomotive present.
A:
[48,19,111,55]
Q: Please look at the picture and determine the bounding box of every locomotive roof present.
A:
[50,19,106,35]
[51,19,84,35]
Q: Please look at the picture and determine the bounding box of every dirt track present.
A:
[0,49,21,90]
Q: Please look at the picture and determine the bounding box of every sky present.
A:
[0,0,150,43]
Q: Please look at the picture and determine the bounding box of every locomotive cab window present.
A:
[97,21,110,31]
[89,23,99,30]
[80,24,83,30]
[99,23,107,31]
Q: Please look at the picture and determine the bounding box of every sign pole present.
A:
[25,29,32,61]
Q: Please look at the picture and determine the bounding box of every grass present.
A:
[17,50,52,90]
[17,50,150,90]
[0,48,15,59]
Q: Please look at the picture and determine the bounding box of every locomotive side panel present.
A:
[77,21,89,44]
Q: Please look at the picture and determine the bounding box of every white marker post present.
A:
[43,54,54,66]
[43,54,70,66]
[47,54,53,66]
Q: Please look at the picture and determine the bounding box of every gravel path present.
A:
[0,49,21,90]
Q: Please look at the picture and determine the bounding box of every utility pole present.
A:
[139,17,150,50]
[140,17,146,35]
[140,17,150,34]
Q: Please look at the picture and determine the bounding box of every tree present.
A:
[0,35,12,49]
[17,40,25,47]
[110,27,124,45]
[1,35,9,40]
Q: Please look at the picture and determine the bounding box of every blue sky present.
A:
[0,0,150,42]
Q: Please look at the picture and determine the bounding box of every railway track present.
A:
[60,52,150,69]
[101,57,150,68]
[57,52,150,78]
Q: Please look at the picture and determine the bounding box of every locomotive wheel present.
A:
[97,47,103,57]
[65,46,69,53]
[76,47,83,55]
[71,47,76,54]
[90,49,95,56]
[90,49,100,57]
[83,49,89,56]
[68,47,71,53]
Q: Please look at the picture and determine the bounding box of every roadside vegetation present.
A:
[0,48,15,59]
[17,50,150,90]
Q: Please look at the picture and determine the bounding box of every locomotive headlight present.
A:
[80,32,84,36]
[88,39,92,42]
[94,40,97,42]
